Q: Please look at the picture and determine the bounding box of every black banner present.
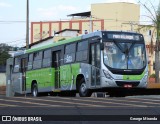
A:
[0,115,160,122]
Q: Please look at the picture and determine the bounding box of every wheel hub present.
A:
[81,83,86,93]
[33,88,37,97]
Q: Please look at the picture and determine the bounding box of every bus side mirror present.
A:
[100,43,104,50]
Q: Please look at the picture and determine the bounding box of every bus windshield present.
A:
[103,41,146,70]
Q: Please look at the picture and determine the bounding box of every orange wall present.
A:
[31,20,104,43]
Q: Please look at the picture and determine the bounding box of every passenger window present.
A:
[42,49,51,67]
[33,52,42,69]
[64,43,76,64]
[77,40,88,51]
[65,43,76,54]
[27,54,33,70]
[33,52,42,61]
[76,40,88,62]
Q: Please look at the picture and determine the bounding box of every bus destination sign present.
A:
[107,33,141,41]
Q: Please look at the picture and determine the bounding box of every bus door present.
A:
[21,58,27,92]
[90,43,101,87]
[52,51,61,89]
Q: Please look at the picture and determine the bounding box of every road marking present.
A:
[5,96,160,108]
[8,97,107,107]
[0,98,61,107]
[126,97,160,104]
[47,96,147,107]
[0,105,151,108]
[127,96,160,101]
[88,97,160,106]
[127,95,160,99]
[0,103,17,107]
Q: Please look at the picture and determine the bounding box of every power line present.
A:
[0,21,26,23]
[0,15,154,24]
[92,16,153,23]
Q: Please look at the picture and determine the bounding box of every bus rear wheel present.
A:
[32,84,38,97]
[78,79,92,97]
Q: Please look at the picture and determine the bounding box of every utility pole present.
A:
[90,15,93,33]
[122,21,136,32]
[130,21,133,31]
[26,0,29,49]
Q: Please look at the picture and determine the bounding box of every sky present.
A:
[0,0,159,47]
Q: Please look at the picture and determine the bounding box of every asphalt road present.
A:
[0,95,160,124]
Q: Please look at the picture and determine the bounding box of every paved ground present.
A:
[0,95,160,124]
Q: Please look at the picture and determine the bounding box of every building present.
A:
[0,65,6,87]
[31,19,104,43]
[31,2,140,43]
[29,29,80,49]
[54,29,80,42]
[30,1,156,75]
[29,36,53,49]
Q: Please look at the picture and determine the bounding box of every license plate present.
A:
[124,84,133,88]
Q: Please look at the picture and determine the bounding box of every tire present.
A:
[78,79,92,97]
[32,84,38,97]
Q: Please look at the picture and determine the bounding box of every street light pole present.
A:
[90,15,93,33]
[26,0,29,49]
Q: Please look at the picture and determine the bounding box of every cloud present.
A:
[0,2,12,8]
[36,5,79,20]
[86,5,91,11]
[58,5,78,11]
[37,8,58,17]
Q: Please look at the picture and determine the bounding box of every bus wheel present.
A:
[32,84,38,97]
[79,79,92,97]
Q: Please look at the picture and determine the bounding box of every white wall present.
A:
[0,73,6,86]
[31,38,53,49]
[60,31,78,37]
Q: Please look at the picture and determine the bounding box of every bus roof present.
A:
[26,36,81,53]
[26,30,143,54]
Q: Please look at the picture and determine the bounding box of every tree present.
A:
[139,0,160,83]
[0,43,12,66]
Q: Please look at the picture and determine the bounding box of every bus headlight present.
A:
[103,70,113,80]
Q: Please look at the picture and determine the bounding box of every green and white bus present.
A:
[7,31,148,97]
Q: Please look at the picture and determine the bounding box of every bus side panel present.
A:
[60,63,80,91]
[80,63,92,89]
[71,63,80,90]
[12,73,23,94]
[60,65,71,90]
[26,68,55,93]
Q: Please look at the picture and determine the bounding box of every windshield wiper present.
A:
[113,40,124,53]
[123,44,129,54]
